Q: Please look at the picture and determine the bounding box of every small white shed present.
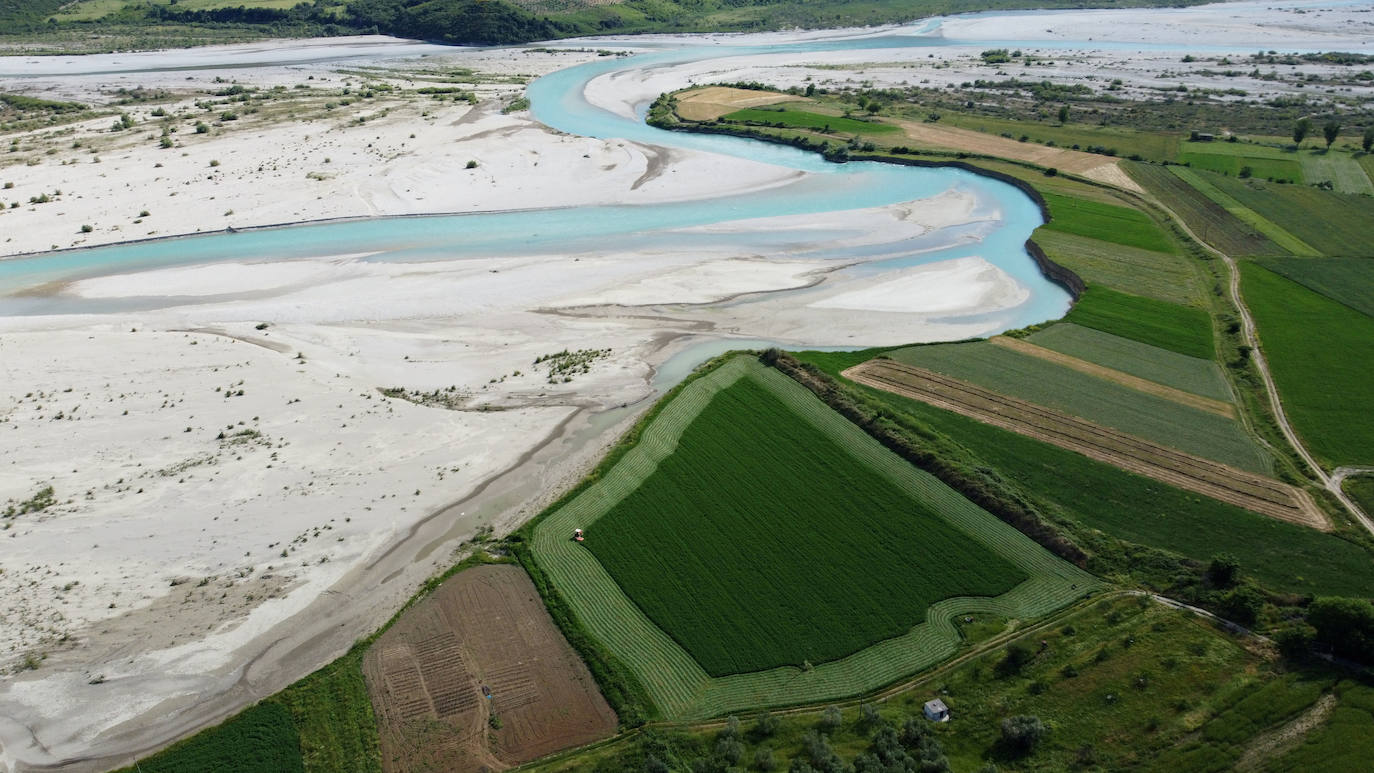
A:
[923,698,950,722]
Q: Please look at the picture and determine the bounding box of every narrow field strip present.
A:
[990,336,1235,417]
[845,360,1326,530]
[1170,167,1320,256]
[532,357,1100,720]
[1025,323,1234,402]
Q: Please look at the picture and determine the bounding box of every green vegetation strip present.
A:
[887,340,1268,473]
[1064,285,1215,360]
[1275,681,1374,770]
[1241,263,1374,468]
[1030,230,1200,307]
[532,357,1099,720]
[1169,167,1320,256]
[721,106,898,134]
[1026,323,1233,402]
[1040,192,1175,254]
[586,376,1026,676]
[1257,257,1374,319]
[116,702,304,773]
[1206,173,1374,258]
[1124,162,1279,258]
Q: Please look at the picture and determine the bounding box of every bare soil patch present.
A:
[891,118,1143,192]
[990,336,1235,417]
[675,86,804,121]
[362,563,617,773]
[845,360,1326,530]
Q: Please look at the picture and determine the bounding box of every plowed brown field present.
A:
[363,563,617,773]
[845,360,1327,530]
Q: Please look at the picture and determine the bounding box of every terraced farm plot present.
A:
[362,564,617,773]
[586,376,1025,676]
[1030,229,1201,306]
[1026,323,1233,402]
[1065,285,1215,359]
[721,106,898,135]
[1241,263,1374,468]
[846,360,1317,527]
[1206,175,1374,258]
[885,340,1269,472]
[823,366,1374,597]
[531,357,1098,719]
[1257,257,1374,318]
[1040,192,1175,253]
[1125,161,1279,257]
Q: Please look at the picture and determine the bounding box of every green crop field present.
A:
[1257,257,1374,318]
[586,376,1026,676]
[1302,150,1374,195]
[1274,681,1374,770]
[1026,323,1233,402]
[1124,162,1280,258]
[1169,167,1319,256]
[1207,175,1374,258]
[530,357,1099,719]
[886,340,1268,472]
[1242,263,1374,468]
[1175,140,1374,194]
[1040,193,1175,254]
[1031,230,1201,306]
[816,370,1374,597]
[1180,148,1304,184]
[721,107,899,135]
[1064,286,1215,360]
[115,702,304,773]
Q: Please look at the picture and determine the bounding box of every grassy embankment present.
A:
[527,356,1099,720]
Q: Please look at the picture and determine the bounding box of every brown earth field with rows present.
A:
[844,359,1327,530]
[362,563,617,773]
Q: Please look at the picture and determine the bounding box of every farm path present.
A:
[1142,190,1374,537]
[1233,692,1337,772]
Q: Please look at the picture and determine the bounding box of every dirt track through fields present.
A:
[362,563,617,773]
[990,336,1236,417]
[845,360,1327,530]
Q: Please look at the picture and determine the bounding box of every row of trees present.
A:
[1292,117,1374,152]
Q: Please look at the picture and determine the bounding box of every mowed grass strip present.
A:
[586,375,1026,676]
[1026,323,1233,402]
[721,106,898,135]
[1125,161,1280,257]
[1205,174,1374,257]
[1031,229,1201,306]
[828,374,1374,598]
[1040,192,1175,253]
[1242,263,1374,468]
[532,358,1098,719]
[1258,257,1374,318]
[1065,285,1214,359]
[887,340,1269,473]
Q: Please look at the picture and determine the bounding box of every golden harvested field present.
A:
[362,564,617,773]
[674,86,804,121]
[845,360,1325,530]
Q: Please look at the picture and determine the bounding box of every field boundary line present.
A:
[846,360,1327,530]
[990,335,1235,417]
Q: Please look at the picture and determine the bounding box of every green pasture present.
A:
[1257,257,1374,318]
[1064,286,1215,360]
[1180,146,1304,184]
[1207,175,1374,258]
[814,369,1374,597]
[1124,162,1280,258]
[1026,323,1233,402]
[1241,263,1374,469]
[531,357,1099,719]
[1040,192,1175,254]
[887,340,1269,473]
[1275,681,1374,771]
[1169,167,1319,256]
[1031,229,1201,306]
[721,106,898,135]
[587,376,1025,676]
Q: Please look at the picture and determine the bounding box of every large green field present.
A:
[1241,263,1374,468]
[1168,167,1319,257]
[1026,323,1233,402]
[586,375,1025,676]
[1125,162,1280,258]
[1180,143,1305,184]
[808,365,1374,598]
[722,106,898,135]
[531,357,1099,718]
[1207,175,1374,258]
[1031,230,1201,306]
[886,340,1268,472]
[1257,257,1374,319]
[1040,192,1176,253]
[1064,285,1215,359]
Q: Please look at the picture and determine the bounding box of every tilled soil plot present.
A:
[363,563,617,773]
[846,360,1326,530]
